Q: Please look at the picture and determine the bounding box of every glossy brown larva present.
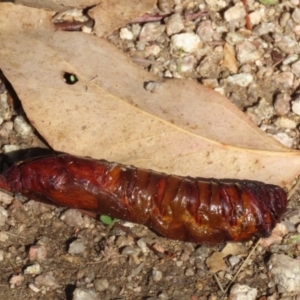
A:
[0,154,287,245]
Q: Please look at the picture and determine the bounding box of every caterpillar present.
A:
[0,154,287,245]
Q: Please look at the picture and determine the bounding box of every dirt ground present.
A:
[1,1,300,299]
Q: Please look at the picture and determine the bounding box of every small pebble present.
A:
[136,238,148,253]
[166,13,184,36]
[185,267,195,276]
[195,281,203,291]
[268,254,300,293]
[28,245,47,261]
[226,73,253,87]
[228,255,241,267]
[292,8,300,24]
[144,81,163,93]
[236,41,263,64]
[275,117,296,129]
[274,93,291,116]
[121,246,141,256]
[224,2,246,22]
[292,98,300,116]
[60,209,84,227]
[131,262,145,276]
[35,273,60,289]
[249,8,265,25]
[272,132,293,148]
[68,239,86,254]
[275,35,300,54]
[274,71,294,89]
[171,33,201,53]
[292,60,300,77]
[13,116,33,138]
[152,268,163,282]
[28,283,40,293]
[283,54,299,65]
[205,0,227,11]
[94,278,109,292]
[0,232,8,242]
[0,191,14,205]
[24,263,42,275]
[10,275,24,287]
[119,28,134,40]
[2,144,20,153]
[0,206,8,226]
[229,283,257,300]
[253,22,275,36]
[197,20,214,42]
[139,22,165,42]
[73,288,98,300]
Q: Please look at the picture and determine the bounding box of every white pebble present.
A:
[253,22,275,36]
[152,268,163,282]
[274,71,294,89]
[272,132,293,148]
[292,99,300,115]
[0,232,8,242]
[283,54,299,65]
[292,8,300,24]
[68,239,86,254]
[13,116,33,138]
[275,117,296,129]
[73,288,98,300]
[224,3,246,22]
[205,0,227,11]
[236,41,263,64]
[275,35,300,54]
[94,278,109,292]
[119,28,134,40]
[197,20,214,42]
[292,60,300,77]
[60,209,84,227]
[166,13,184,36]
[137,238,149,253]
[229,256,241,267]
[144,44,161,56]
[226,73,253,87]
[24,263,42,275]
[139,22,165,42]
[0,206,8,226]
[3,144,20,153]
[171,33,201,53]
[229,284,257,300]
[35,273,60,289]
[28,283,40,293]
[268,254,300,293]
[249,8,265,25]
[0,250,4,262]
[0,191,14,205]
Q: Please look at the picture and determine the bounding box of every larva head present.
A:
[238,181,287,239]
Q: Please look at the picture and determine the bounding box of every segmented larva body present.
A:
[0,154,287,245]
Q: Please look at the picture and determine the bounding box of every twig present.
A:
[222,239,260,297]
[212,272,225,293]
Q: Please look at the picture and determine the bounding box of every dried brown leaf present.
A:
[0,3,300,186]
[222,43,238,74]
[14,0,99,12]
[88,0,156,37]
